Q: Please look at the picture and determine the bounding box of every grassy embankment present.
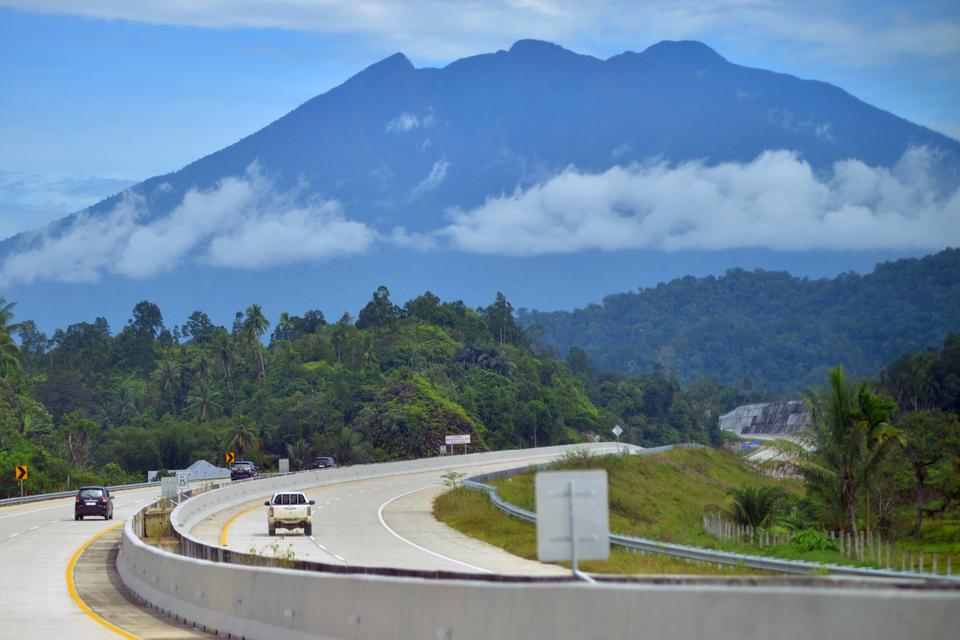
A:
[435,447,960,575]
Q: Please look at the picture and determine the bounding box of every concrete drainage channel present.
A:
[116,444,960,640]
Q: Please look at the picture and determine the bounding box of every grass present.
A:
[434,486,761,576]
[436,447,960,575]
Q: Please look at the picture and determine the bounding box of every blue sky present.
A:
[1,0,958,240]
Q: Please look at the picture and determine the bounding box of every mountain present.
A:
[519,248,960,394]
[2,39,958,332]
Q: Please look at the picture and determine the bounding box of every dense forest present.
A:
[520,248,960,394]
[0,289,768,497]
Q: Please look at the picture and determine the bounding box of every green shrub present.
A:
[791,528,838,552]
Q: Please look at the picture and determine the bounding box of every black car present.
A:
[230,461,258,481]
[309,456,337,469]
[75,486,113,520]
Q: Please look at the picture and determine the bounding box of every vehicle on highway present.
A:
[265,491,315,536]
[230,460,258,481]
[74,486,113,520]
[309,456,337,469]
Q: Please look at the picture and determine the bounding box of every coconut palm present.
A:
[285,438,310,471]
[243,304,270,378]
[726,486,786,528]
[187,381,222,423]
[277,312,294,352]
[153,357,181,415]
[328,427,372,466]
[225,419,259,458]
[768,366,898,532]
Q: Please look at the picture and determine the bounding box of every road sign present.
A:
[15,465,28,481]
[225,451,236,464]
[611,425,623,437]
[176,471,189,493]
[535,470,609,574]
[445,434,471,445]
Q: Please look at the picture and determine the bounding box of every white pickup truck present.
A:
[264,491,315,536]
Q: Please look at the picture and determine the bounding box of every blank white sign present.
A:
[535,470,610,562]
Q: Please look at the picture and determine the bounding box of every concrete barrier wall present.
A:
[119,517,957,640]
[119,443,959,640]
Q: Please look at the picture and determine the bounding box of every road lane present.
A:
[0,487,160,639]
[213,452,582,576]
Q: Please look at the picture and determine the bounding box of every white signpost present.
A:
[175,471,190,497]
[278,458,290,474]
[612,424,623,452]
[535,470,609,582]
[160,476,178,500]
[445,434,471,454]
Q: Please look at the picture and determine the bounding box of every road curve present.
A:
[201,451,606,575]
[0,486,161,639]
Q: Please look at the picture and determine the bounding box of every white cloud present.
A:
[0,165,376,285]
[411,159,450,198]
[384,226,437,251]
[385,110,436,133]
[440,147,960,255]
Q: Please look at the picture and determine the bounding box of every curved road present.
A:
[0,486,160,638]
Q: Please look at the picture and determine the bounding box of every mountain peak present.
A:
[640,40,726,65]
[507,39,578,59]
[359,52,415,76]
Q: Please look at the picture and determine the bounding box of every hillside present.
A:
[520,249,960,393]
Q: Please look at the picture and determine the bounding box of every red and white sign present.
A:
[445,434,471,445]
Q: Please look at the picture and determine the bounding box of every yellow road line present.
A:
[66,523,140,640]
[220,507,255,547]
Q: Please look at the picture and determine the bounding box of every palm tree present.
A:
[243,304,270,378]
[277,312,294,352]
[768,366,898,532]
[187,381,222,423]
[285,438,310,471]
[153,358,181,415]
[225,419,259,458]
[726,486,786,528]
[329,427,372,466]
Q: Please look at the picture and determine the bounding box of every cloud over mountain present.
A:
[441,147,960,255]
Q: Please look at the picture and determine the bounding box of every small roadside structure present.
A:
[147,459,231,482]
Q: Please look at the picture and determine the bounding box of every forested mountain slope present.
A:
[520,249,960,393]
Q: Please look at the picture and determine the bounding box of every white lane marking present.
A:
[0,502,67,520]
[50,519,59,524]
[306,535,344,563]
[325,501,332,505]
[377,485,493,574]
[335,497,341,502]
[29,525,39,531]
[8,532,19,538]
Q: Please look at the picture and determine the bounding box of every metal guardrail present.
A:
[0,480,161,507]
[464,446,960,584]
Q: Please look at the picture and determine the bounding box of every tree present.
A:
[900,410,960,535]
[769,367,898,532]
[285,438,310,471]
[327,427,372,466]
[276,312,294,351]
[60,411,99,472]
[129,300,164,340]
[153,358,181,415]
[356,286,402,330]
[182,311,216,344]
[224,418,259,458]
[243,304,270,378]
[482,292,524,346]
[187,382,222,423]
[726,485,786,528]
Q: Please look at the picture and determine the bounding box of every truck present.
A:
[264,491,315,536]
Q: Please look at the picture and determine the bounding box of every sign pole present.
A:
[568,479,577,577]
[20,480,24,502]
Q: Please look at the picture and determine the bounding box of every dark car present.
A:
[309,456,337,470]
[230,461,258,481]
[75,486,113,520]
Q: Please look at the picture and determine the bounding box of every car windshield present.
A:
[79,488,104,498]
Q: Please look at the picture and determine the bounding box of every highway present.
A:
[205,455,577,575]
[0,485,160,639]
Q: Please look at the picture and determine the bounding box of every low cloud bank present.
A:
[441,147,960,255]
[0,166,376,285]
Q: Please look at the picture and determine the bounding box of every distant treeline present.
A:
[520,248,960,394]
